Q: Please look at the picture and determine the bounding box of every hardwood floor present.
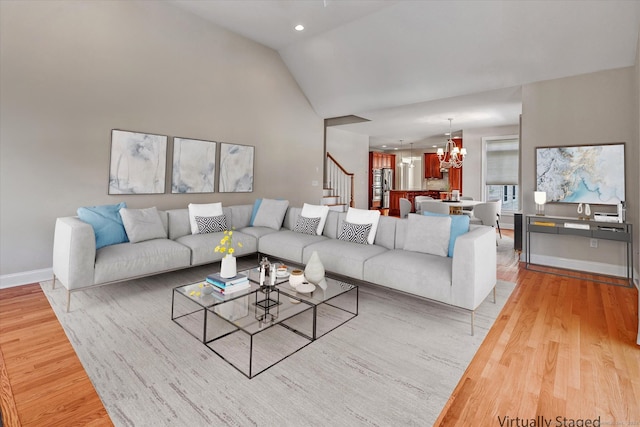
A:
[1,231,638,426]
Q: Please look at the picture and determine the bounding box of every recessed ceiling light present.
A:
[294,24,304,31]
[381,145,387,148]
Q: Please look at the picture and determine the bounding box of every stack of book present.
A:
[206,272,250,295]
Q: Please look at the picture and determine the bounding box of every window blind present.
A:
[486,139,519,185]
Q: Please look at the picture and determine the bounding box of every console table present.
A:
[525,215,634,287]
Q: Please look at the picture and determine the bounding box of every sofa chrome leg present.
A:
[66,290,71,313]
[470,311,475,336]
[52,273,56,290]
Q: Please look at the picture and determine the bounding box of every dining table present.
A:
[438,199,482,215]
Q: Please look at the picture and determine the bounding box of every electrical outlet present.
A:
[590,238,598,248]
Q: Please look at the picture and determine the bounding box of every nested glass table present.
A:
[171,267,358,378]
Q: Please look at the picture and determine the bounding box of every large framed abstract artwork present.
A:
[536,142,625,205]
[109,130,168,194]
[171,137,216,194]
[219,142,254,193]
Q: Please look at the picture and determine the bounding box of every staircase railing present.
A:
[326,152,355,208]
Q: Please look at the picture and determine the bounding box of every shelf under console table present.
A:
[525,215,634,287]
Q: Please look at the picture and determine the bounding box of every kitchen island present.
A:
[389,190,442,216]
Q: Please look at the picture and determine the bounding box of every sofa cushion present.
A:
[293,216,321,236]
[423,211,470,257]
[120,207,167,243]
[300,203,330,235]
[188,202,223,234]
[301,239,387,280]
[403,214,451,257]
[345,207,380,244]
[175,230,257,266]
[253,198,289,230]
[77,202,128,249]
[363,249,453,303]
[338,221,372,244]
[195,214,227,234]
[94,239,191,284]
[259,230,328,264]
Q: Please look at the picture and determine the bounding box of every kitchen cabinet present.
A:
[424,153,443,179]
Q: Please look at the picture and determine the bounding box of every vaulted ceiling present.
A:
[169,0,640,149]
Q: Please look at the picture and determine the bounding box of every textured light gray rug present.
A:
[41,259,515,427]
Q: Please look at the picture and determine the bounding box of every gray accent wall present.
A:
[521,66,639,278]
[0,1,323,281]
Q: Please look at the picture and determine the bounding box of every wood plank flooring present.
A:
[1,230,638,426]
[0,284,112,426]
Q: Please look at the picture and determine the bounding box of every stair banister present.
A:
[326,152,355,208]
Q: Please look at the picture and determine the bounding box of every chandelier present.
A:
[437,118,466,169]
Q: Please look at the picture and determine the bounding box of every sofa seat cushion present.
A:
[363,249,453,304]
[302,239,387,280]
[94,239,191,285]
[175,231,257,266]
[239,226,280,240]
[259,230,328,264]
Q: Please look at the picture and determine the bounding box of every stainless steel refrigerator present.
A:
[382,168,394,209]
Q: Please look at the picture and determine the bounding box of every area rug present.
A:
[41,262,515,427]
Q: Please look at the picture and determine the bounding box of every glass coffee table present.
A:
[171,267,358,378]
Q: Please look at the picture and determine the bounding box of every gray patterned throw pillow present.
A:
[293,216,321,235]
[195,215,227,234]
[338,221,372,244]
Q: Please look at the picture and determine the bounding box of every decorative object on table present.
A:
[577,202,583,218]
[584,203,591,218]
[259,256,271,288]
[295,281,316,295]
[200,282,214,295]
[305,251,327,290]
[276,264,288,277]
[205,273,249,295]
[288,269,305,289]
[215,228,243,278]
[171,137,216,194]
[109,129,168,195]
[218,142,254,192]
[534,191,546,216]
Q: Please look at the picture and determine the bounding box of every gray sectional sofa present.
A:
[53,204,497,333]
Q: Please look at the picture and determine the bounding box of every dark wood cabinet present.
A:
[424,153,443,179]
[388,190,441,216]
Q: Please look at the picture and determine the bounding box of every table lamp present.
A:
[534,191,546,216]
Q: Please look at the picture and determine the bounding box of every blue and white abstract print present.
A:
[109,130,167,194]
[219,143,254,193]
[171,138,216,193]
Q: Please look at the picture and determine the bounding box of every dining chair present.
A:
[414,196,434,214]
[469,201,500,244]
[460,196,474,200]
[419,200,450,215]
[399,198,412,219]
[488,198,503,238]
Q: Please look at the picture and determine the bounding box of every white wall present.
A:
[0,1,323,283]
[326,127,370,209]
[521,67,639,275]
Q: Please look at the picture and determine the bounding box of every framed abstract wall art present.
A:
[108,130,168,194]
[218,142,254,193]
[171,137,216,194]
[535,142,625,205]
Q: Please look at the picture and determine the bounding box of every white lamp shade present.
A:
[534,191,547,205]
[460,148,467,156]
[436,148,444,156]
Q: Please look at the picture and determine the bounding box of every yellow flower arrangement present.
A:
[214,228,243,255]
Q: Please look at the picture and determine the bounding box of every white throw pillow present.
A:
[345,207,381,245]
[403,214,451,257]
[300,203,330,235]
[188,202,223,234]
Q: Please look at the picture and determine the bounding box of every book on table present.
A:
[206,272,248,288]
[209,280,250,295]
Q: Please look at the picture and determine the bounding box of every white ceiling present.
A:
[169,0,640,150]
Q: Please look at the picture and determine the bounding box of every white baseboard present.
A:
[0,268,52,289]
[529,254,631,279]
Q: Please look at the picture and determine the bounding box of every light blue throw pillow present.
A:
[423,211,470,257]
[249,198,262,226]
[77,202,128,249]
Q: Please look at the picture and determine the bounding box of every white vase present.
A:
[220,254,237,278]
[289,270,305,288]
[304,251,325,285]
